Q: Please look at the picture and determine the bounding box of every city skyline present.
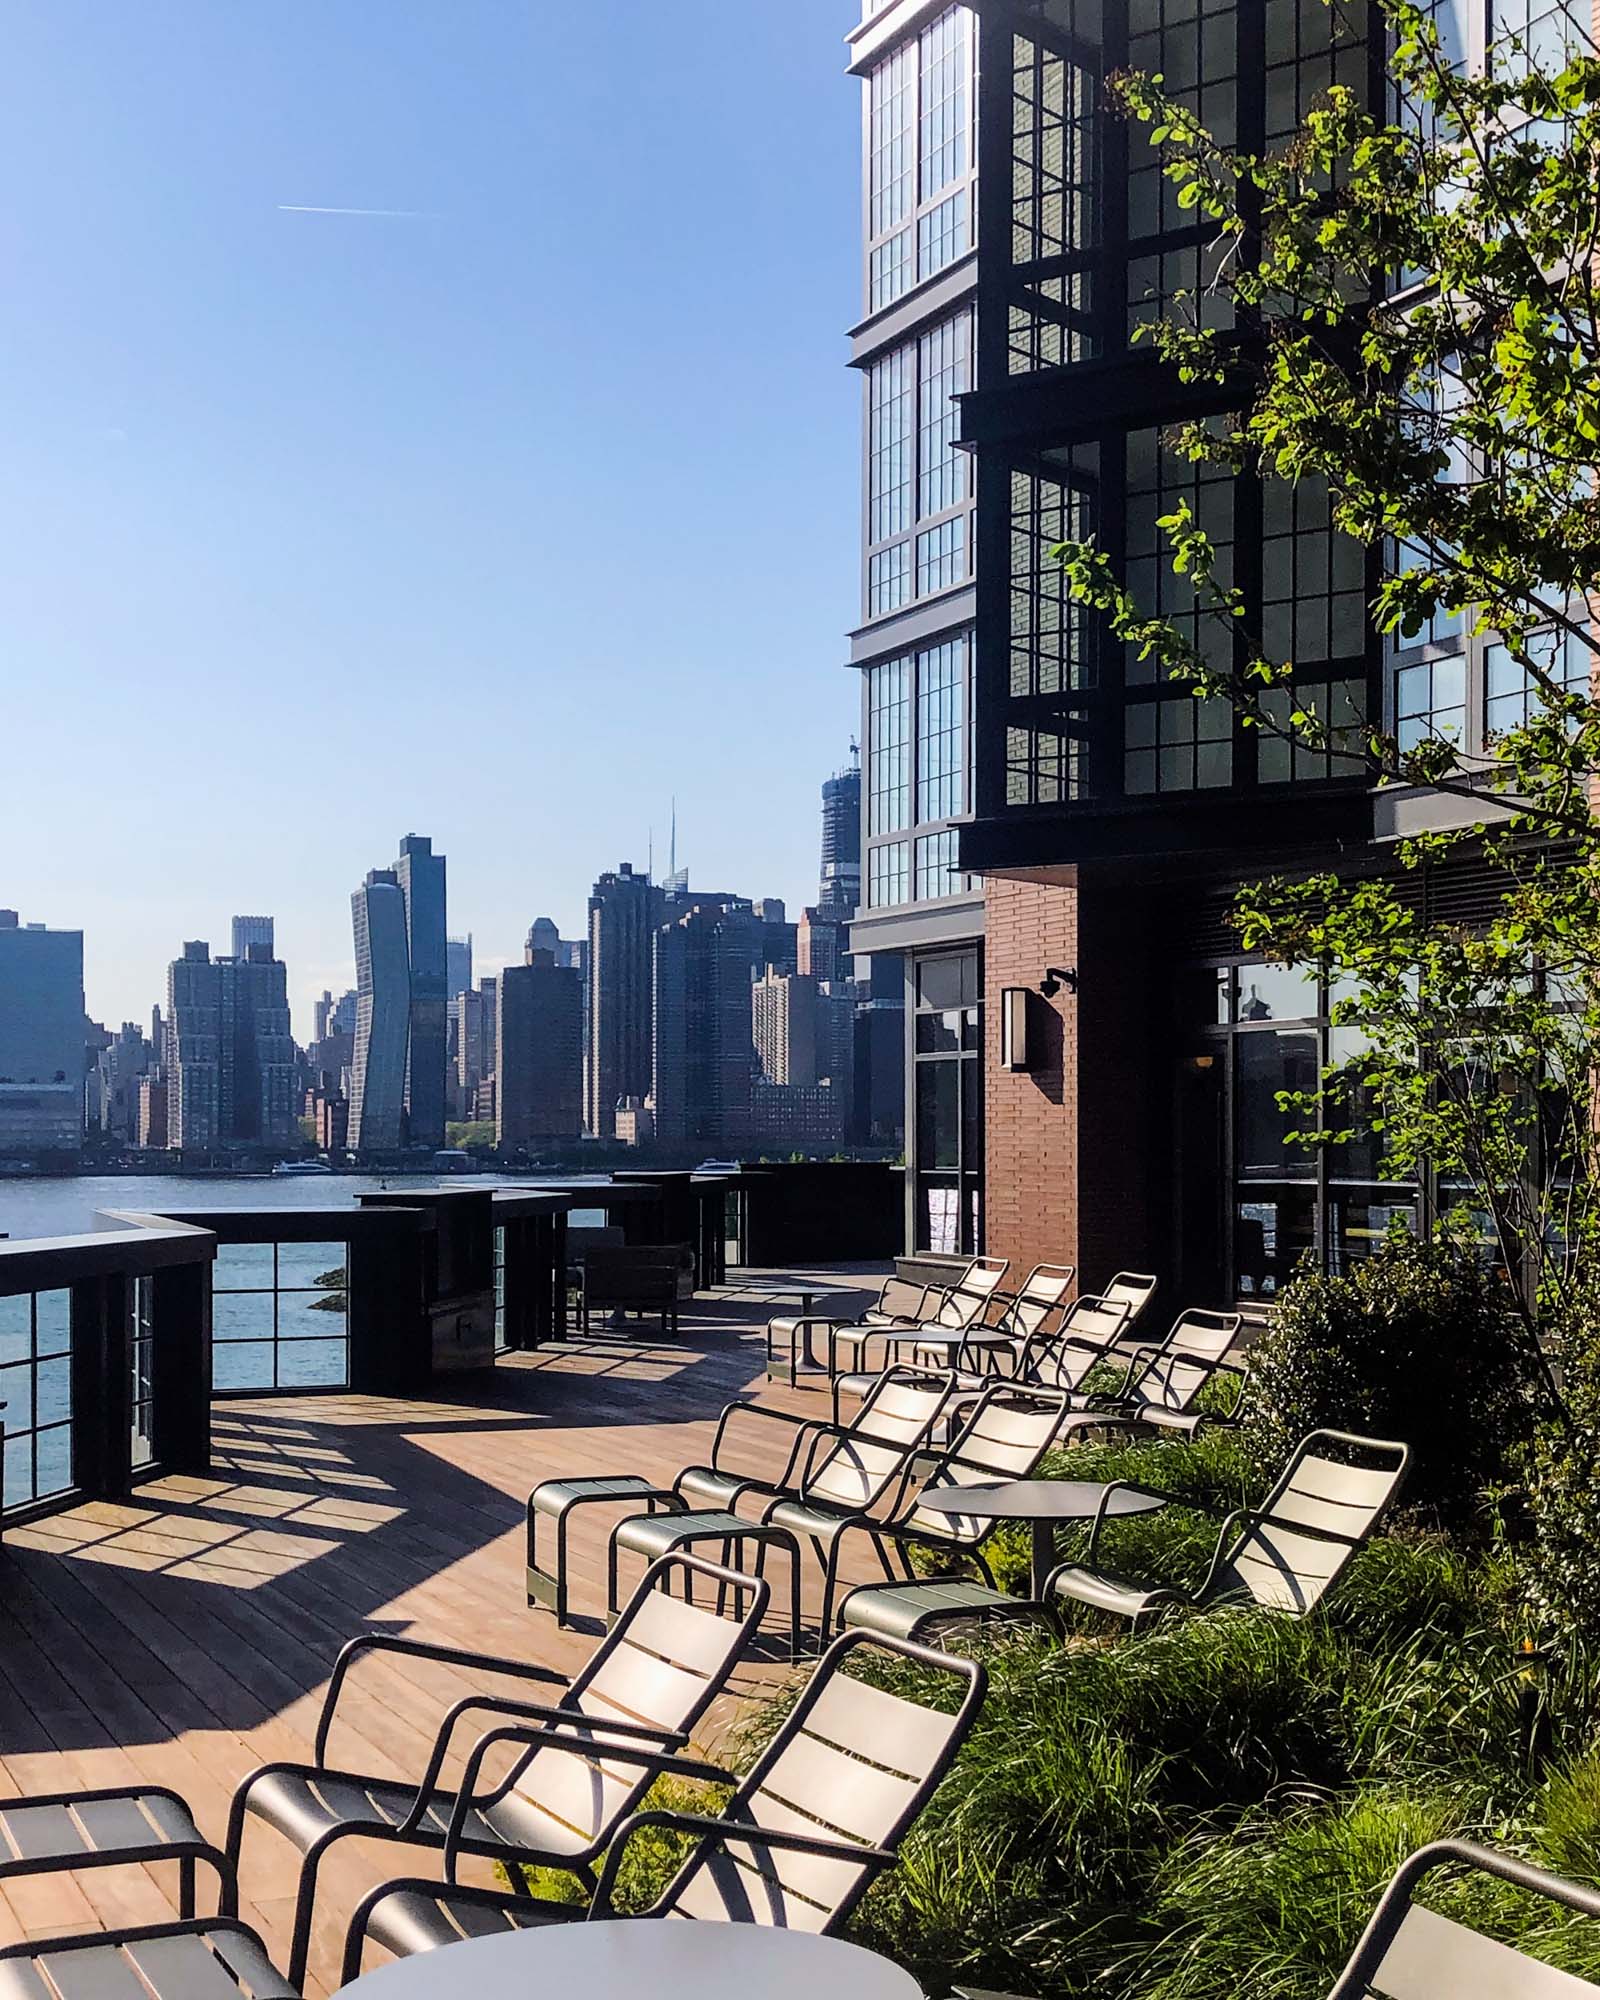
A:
[0,1,860,1033]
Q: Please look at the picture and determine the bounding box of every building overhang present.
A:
[849,893,986,959]
[959,786,1375,877]
[848,587,976,669]
[957,345,1258,457]
[845,0,958,74]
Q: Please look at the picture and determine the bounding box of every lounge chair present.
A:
[1055,1306,1245,1441]
[1100,1270,1159,1343]
[1326,1837,1600,1997]
[830,1271,1106,1425]
[1049,1428,1410,1628]
[676,1364,956,1514]
[821,1258,1016,1383]
[337,1630,986,1982]
[228,1552,769,1987]
[765,1256,1010,1380]
[765,1383,1070,1634]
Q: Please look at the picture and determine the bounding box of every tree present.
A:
[1054,0,1600,1380]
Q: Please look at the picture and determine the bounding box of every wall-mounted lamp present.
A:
[1039,965,1079,999]
[1000,986,1032,1071]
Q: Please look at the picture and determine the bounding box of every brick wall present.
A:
[983,871,1165,1293]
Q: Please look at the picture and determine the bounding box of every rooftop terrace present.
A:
[0,1263,886,1996]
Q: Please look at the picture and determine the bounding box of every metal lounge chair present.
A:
[765,1384,1070,1635]
[1100,1270,1159,1343]
[1048,1428,1410,1628]
[1055,1306,1245,1442]
[227,1552,769,1988]
[674,1364,956,1514]
[0,1919,294,2000]
[1325,1837,1600,1998]
[337,1630,986,1982]
[822,1257,1014,1386]
[765,1256,1008,1381]
[829,1269,1097,1426]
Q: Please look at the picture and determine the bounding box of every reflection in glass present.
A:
[1236,1030,1319,1179]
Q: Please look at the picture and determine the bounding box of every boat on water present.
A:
[273,1159,334,1176]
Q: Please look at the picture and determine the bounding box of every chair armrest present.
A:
[592,1810,897,1917]
[710,1402,834,1489]
[445,1727,734,1880]
[402,1696,691,1842]
[1083,1479,1178,1566]
[314,1633,564,1766]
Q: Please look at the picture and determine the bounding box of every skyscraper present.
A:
[0,910,85,1154]
[446,935,473,1000]
[496,941,583,1148]
[231,915,274,961]
[585,863,661,1138]
[752,970,819,1087]
[395,833,448,1148]
[651,901,759,1148]
[348,870,410,1153]
[818,758,863,917]
[164,939,296,1152]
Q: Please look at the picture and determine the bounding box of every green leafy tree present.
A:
[1054,0,1600,1380]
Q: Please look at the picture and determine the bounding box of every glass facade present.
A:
[864,310,973,618]
[865,637,973,905]
[912,950,984,1253]
[865,8,975,312]
[1181,964,1418,1300]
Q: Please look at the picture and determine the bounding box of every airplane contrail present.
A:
[277,204,436,218]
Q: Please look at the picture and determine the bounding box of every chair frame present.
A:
[1046,1427,1412,1629]
[766,1383,1069,1634]
[1061,1307,1247,1440]
[0,1917,293,2000]
[1327,1838,1600,1998]
[227,1552,769,1988]
[338,1630,986,1985]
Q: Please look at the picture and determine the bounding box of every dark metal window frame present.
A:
[864,630,976,908]
[212,1239,351,1396]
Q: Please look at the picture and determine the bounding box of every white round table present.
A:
[336,1920,924,2000]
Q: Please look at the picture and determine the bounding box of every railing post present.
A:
[151,1260,212,1475]
[348,1226,430,1395]
[70,1273,131,1500]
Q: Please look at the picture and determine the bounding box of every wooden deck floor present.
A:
[0,1265,886,1993]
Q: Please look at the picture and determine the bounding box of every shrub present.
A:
[1246,1237,1536,1533]
[1528,1270,1600,1643]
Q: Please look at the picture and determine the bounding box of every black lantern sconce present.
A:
[1039,965,1079,999]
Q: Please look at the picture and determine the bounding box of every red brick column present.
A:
[983,871,1163,1291]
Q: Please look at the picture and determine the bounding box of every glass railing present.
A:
[213,1239,350,1392]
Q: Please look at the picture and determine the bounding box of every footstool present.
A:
[607,1509,804,1659]
[527,1474,682,1627]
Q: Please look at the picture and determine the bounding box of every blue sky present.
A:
[0,1,862,1028]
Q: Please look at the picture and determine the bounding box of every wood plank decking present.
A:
[0,1265,886,1993]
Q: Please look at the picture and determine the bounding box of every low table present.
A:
[337,1916,922,2000]
[917,1477,1167,1597]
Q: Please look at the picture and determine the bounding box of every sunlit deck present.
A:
[0,1265,886,1995]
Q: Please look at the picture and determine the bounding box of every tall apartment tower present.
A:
[584,863,661,1138]
[0,910,86,1154]
[231,915,274,961]
[752,970,820,1087]
[164,940,295,1151]
[496,942,583,1148]
[395,834,448,1148]
[348,870,410,1153]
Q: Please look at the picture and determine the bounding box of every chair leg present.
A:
[287,1829,345,1990]
[178,1856,196,1921]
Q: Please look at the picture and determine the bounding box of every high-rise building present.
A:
[137,1075,167,1150]
[348,870,410,1153]
[797,907,851,985]
[818,759,863,917]
[585,864,662,1138]
[453,976,498,1112]
[92,1022,155,1143]
[164,940,296,1152]
[651,901,760,1148]
[329,989,357,1036]
[313,991,333,1044]
[395,834,448,1148]
[447,935,473,1000]
[0,911,85,1155]
[231,915,274,961]
[496,941,583,1148]
[752,970,820,1088]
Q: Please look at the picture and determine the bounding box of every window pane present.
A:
[868,658,911,833]
[916,639,965,821]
